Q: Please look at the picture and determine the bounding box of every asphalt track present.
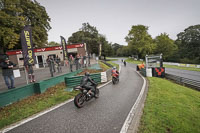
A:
[4,60,144,133]
[165,68,200,81]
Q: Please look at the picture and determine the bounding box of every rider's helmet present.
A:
[113,66,116,70]
[85,72,90,76]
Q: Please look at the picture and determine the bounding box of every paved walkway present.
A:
[0,59,97,93]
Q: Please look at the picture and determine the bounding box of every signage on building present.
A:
[6,44,84,55]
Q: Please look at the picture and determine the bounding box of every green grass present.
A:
[125,58,143,64]
[164,64,200,72]
[107,61,119,70]
[98,61,110,71]
[138,77,200,133]
[0,83,79,129]
[126,58,200,72]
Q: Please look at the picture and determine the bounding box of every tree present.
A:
[112,43,123,56]
[176,25,200,63]
[68,23,109,55]
[98,34,113,57]
[154,33,177,60]
[0,0,51,54]
[116,46,131,57]
[125,25,155,59]
[47,41,60,46]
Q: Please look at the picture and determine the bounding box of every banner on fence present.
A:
[20,25,36,66]
[60,36,68,60]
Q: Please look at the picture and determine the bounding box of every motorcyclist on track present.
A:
[111,66,119,79]
[80,72,97,97]
[123,61,126,66]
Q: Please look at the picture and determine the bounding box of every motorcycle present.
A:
[112,72,119,84]
[73,84,99,108]
[124,61,126,66]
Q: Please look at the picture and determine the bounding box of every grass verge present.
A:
[99,61,110,71]
[163,64,200,72]
[125,58,200,72]
[125,58,143,64]
[138,77,200,133]
[0,83,79,129]
[106,61,119,70]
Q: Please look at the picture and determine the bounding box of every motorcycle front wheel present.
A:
[74,93,86,108]
[94,89,100,98]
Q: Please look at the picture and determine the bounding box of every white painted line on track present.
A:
[0,65,122,133]
[0,98,74,133]
[120,71,146,133]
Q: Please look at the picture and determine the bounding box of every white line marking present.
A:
[120,71,146,133]
[119,65,122,73]
[0,99,74,133]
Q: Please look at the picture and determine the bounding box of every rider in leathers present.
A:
[80,72,97,96]
[112,66,119,79]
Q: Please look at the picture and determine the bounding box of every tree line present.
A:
[0,0,199,64]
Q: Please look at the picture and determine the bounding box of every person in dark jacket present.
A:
[46,56,55,77]
[55,55,62,73]
[0,58,16,89]
[80,72,97,96]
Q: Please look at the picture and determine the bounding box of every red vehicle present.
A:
[112,67,119,84]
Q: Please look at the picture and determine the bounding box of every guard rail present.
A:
[165,73,200,91]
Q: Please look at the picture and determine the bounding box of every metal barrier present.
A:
[0,69,83,108]
[165,73,200,91]
[65,73,101,89]
[100,60,113,67]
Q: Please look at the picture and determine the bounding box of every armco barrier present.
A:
[165,73,200,91]
[65,73,101,89]
[0,84,35,107]
[0,69,82,108]
[35,69,82,93]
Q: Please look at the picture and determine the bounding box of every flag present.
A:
[84,43,88,56]
[60,36,68,60]
[99,44,102,57]
[20,25,35,66]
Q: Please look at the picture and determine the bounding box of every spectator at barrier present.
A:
[0,57,16,89]
[46,56,56,77]
[55,55,62,73]
[79,54,83,68]
[26,64,35,83]
[75,54,80,70]
[83,55,87,67]
[69,54,74,72]
[88,55,91,66]
[137,62,145,71]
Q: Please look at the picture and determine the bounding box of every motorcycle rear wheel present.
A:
[74,93,86,108]
[112,77,117,84]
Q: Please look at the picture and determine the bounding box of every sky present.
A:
[37,0,200,45]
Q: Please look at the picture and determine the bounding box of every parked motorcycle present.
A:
[74,84,99,108]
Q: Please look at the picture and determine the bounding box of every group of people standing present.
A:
[68,54,90,72]
[0,54,90,89]
[46,55,62,77]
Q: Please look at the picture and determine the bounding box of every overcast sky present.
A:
[37,0,200,45]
